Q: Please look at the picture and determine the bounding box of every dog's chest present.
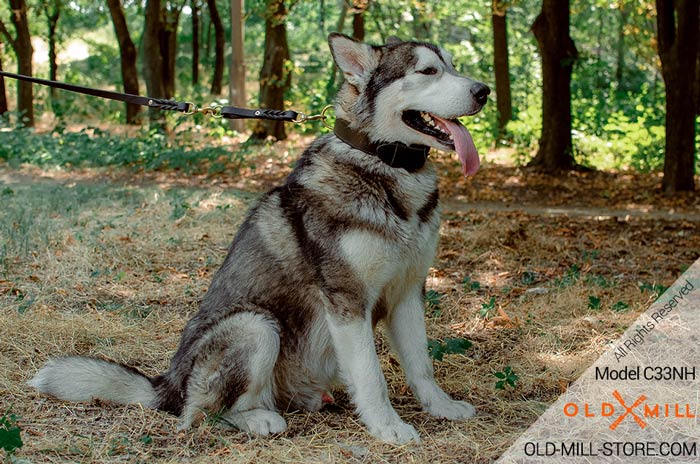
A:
[338,172,440,301]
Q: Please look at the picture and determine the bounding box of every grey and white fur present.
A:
[29,33,489,444]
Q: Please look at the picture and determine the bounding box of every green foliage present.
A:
[586,274,613,288]
[611,301,630,313]
[461,276,481,292]
[588,295,602,310]
[554,264,581,288]
[639,282,668,299]
[494,366,519,390]
[0,120,242,174]
[428,338,472,361]
[0,410,23,456]
[424,289,442,317]
[520,270,539,286]
[0,0,675,174]
[479,296,496,319]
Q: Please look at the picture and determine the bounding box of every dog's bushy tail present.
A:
[28,356,158,408]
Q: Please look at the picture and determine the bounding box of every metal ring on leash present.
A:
[292,105,334,129]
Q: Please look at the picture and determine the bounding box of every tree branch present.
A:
[0,18,16,51]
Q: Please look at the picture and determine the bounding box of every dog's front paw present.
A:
[426,398,476,420]
[367,419,421,445]
[222,409,287,436]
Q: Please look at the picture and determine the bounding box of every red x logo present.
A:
[609,390,647,430]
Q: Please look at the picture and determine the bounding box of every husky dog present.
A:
[29,33,489,444]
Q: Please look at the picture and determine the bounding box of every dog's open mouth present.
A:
[402,110,480,176]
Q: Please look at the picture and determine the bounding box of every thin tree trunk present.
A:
[251,0,291,141]
[528,0,577,172]
[336,0,347,34]
[192,0,200,85]
[492,1,512,137]
[143,0,166,125]
[160,6,181,99]
[615,2,629,90]
[206,0,224,95]
[204,15,212,62]
[656,0,699,193]
[0,39,7,115]
[229,0,246,132]
[107,0,141,124]
[45,0,60,97]
[329,0,348,90]
[352,1,368,41]
[319,0,325,33]
[0,0,34,126]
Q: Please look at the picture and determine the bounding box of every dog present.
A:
[29,33,489,444]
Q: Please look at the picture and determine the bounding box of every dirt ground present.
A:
[1,146,699,463]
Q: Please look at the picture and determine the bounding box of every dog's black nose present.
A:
[470,83,491,105]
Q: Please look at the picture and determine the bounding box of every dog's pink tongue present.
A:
[435,116,480,177]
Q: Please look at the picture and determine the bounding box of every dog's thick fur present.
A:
[29,34,488,444]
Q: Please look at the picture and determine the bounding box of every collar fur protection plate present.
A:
[333,118,430,172]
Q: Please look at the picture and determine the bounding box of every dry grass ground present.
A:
[1,151,698,463]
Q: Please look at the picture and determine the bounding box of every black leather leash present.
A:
[0,70,330,124]
[0,71,429,172]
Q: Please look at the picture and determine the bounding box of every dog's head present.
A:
[329,33,489,176]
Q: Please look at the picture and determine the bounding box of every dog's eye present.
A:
[417,67,438,75]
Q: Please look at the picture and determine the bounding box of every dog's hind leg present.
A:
[177,312,285,435]
[385,285,476,420]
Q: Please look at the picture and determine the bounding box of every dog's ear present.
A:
[386,36,403,45]
[328,33,379,87]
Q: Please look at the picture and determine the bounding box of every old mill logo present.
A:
[563,390,696,430]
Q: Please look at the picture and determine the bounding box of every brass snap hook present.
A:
[293,105,334,129]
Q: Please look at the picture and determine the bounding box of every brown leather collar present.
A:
[333,118,430,172]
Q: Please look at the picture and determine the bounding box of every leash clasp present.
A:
[292,105,334,129]
[184,102,224,119]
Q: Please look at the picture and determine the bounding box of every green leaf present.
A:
[443,338,472,355]
[461,276,481,291]
[520,270,539,285]
[0,412,23,455]
[424,290,442,317]
[612,301,630,312]
[427,340,445,361]
[588,295,601,310]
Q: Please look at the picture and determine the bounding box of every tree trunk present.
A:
[251,0,291,141]
[107,0,141,124]
[351,1,368,41]
[192,0,199,85]
[528,0,577,172]
[410,4,430,40]
[1,0,34,126]
[143,0,166,125]
[206,0,224,95]
[336,0,347,34]
[319,0,325,33]
[656,0,699,193]
[45,0,60,96]
[229,0,246,132]
[492,2,512,137]
[328,0,348,94]
[615,3,629,91]
[159,6,181,99]
[0,40,7,115]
